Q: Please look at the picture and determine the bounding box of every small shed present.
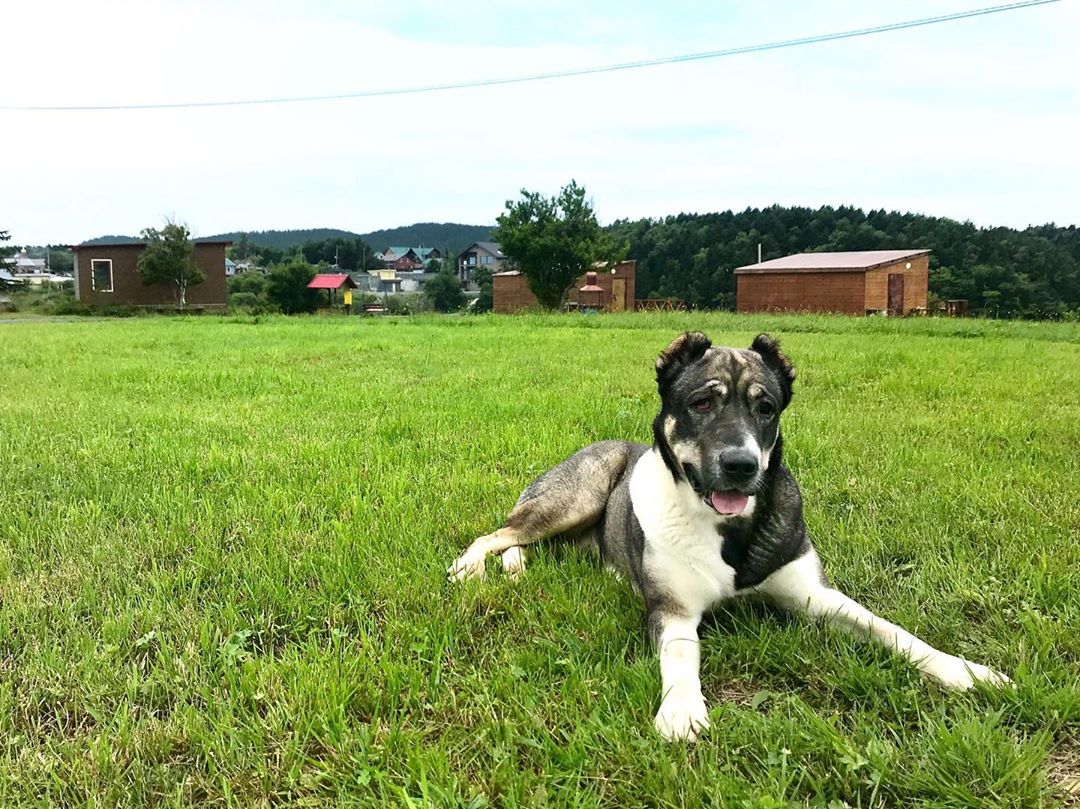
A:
[493,260,636,313]
[308,273,359,308]
[735,250,929,316]
[71,240,230,309]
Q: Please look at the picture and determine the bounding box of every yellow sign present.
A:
[344,289,353,306]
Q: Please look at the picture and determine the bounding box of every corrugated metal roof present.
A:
[307,273,358,289]
[381,246,438,261]
[735,249,930,273]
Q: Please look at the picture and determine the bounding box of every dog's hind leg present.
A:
[499,524,597,581]
[448,440,634,582]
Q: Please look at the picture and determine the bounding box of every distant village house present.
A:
[2,248,71,285]
[7,249,46,274]
[234,260,266,275]
[456,242,507,285]
[377,246,442,271]
[363,246,446,293]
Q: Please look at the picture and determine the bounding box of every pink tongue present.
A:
[710,490,749,515]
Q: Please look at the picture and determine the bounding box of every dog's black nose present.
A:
[720,448,758,479]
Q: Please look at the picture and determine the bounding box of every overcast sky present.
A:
[4,0,1078,245]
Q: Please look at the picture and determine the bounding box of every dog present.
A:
[448,332,1009,741]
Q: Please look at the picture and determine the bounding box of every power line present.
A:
[3,0,1059,112]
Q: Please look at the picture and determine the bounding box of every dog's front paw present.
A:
[654,687,710,742]
[500,545,527,580]
[447,547,487,582]
[922,654,1011,690]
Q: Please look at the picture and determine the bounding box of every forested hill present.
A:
[204,229,360,249]
[79,234,140,245]
[610,205,1080,318]
[358,222,494,254]
[203,223,493,254]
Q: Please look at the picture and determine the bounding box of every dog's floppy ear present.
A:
[750,333,796,407]
[656,331,711,393]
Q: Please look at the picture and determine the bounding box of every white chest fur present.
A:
[629,449,753,614]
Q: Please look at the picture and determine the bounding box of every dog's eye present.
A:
[756,400,776,417]
[691,398,711,413]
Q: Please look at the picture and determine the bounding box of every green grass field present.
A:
[1,312,1078,807]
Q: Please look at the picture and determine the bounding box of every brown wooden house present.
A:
[72,240,230,309]
[735,250,929,315]
[492,260,636,313]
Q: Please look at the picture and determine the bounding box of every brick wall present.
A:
[74,243,228,308]
[864,255,929,313]
[493,261,636,313]
[492,274,540,313]
[907,256,929,312]
[736,271,866,314]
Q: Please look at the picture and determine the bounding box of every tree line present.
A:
[229,234,383,272]
[11,196,1080,319]
[608,205,1080,318]
[208,223,493,254]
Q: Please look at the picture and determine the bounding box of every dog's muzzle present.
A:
[683,462,754,517]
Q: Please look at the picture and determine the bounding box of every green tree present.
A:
[228,272,267,297]
[227,271,271,311]
[495,179,622,309]
[228,233,252,262]
[266,260,318,314]
[46,246,74,275]
[0,230,14,287]
[136,222,205,308]
[472,265,494,313]
[424,270,465,313]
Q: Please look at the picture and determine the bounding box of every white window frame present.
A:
[90,258,113,292]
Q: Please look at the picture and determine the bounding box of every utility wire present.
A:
[3,0,1059,112]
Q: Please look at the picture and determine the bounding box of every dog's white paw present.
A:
[654,687,710,742]
[447,547,487,582]
[500,545,527,580]
[922,654,1012,690]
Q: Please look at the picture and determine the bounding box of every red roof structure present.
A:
[307,273,358,289]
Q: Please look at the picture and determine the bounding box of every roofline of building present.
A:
[308,272,359,289]
[457,241,503,257]
[71,240,233,250]
[735,266,865,275]
[734,249,930,274]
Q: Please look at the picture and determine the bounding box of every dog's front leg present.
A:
[760,553,1010,689]
[649,609,709,741]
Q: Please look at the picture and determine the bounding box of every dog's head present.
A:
[653,331,796,517]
